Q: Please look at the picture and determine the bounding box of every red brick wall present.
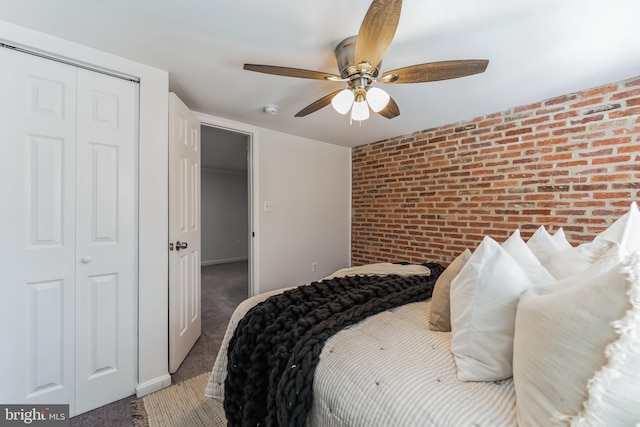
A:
[352,76,640,266]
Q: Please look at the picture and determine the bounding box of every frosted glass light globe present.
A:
[331,89,355,115]
[366,87,390,112]
[351,95,370,121]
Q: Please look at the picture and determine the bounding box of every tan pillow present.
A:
[428,249,471,332]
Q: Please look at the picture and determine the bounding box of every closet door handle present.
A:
[81,256,93,264]
[175,241,188,251]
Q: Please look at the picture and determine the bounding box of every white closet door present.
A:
[0,48,138,417]
[74,69,138,415]
[0,48,77,409]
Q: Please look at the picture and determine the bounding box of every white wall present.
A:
[0,20,171,397]
[201,168,249,264]
[257,128,352,292]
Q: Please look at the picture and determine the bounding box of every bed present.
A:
[206,203,640,427]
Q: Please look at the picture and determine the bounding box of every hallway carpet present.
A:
[69,261,247,427]
[171,261,248,384]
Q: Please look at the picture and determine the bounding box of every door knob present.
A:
[81,256,92,264]
[175,241,188,251]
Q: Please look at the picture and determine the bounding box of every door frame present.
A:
[196,112,258,296]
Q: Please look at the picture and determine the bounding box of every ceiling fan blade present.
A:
[244,64,341,81]
[295,90,343,117]
[381,60,489,84]
[355,0,402,72]
[377,96,400,119]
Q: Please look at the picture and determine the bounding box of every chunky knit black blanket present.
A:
[224,262,444,427]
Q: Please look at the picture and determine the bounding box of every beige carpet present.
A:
[135,373,226,427]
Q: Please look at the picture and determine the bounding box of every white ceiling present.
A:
[2,0,640,148]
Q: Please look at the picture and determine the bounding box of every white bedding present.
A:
[206,266,517,427]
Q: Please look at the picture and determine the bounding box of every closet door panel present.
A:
[0,48,77,409]
[74,69,138,415]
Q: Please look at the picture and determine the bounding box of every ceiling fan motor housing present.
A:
[335,36,381,80]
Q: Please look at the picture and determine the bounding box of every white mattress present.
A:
[206,297,517,427]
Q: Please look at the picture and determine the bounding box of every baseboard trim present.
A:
[201,256,248,266]
[136,374,172,397]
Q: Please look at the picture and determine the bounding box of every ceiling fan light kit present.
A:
[244,0,489,124]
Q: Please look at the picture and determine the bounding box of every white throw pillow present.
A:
[544,241,621,280]
[526,225,568,264]
[450,236,533,381]
[513,253,640,427]
[595,201,640,251]
[544,202,640,280]
[429,249,472,332]
[502,229,555,286]
[552,227,572,250]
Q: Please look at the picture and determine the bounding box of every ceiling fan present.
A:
[244,0,489,122]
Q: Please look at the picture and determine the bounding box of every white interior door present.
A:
[169,93,202,373]
[0,47,138,416]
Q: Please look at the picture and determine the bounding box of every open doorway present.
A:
[200,124,250,318]
[201,126,249,266]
